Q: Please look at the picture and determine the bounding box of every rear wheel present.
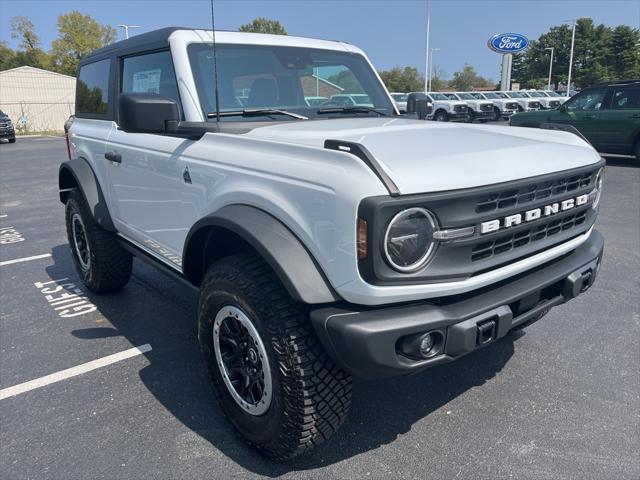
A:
[65,190,132,292]
[434,110,449,122]
[198,252,352,460]
[8,138,15,143]
[466,110,475,123]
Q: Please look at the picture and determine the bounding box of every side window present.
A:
[76,59,110,115]
[565,89,608,111]
[121,51,181,106]
[612,88,640,110]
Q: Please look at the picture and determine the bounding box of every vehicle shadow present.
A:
[47,243,520,476]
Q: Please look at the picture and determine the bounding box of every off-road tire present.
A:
[198,252,352,461]
[65,190,132,292]
[434,110,449,122]
[8,138,16,143]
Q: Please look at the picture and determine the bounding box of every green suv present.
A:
[510,80,640,160]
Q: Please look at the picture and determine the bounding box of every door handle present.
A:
[104,151,121,163]
[584,114,597,119]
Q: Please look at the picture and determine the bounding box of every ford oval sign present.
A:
[488,33,529,54]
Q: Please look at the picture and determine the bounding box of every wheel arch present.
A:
[182,205,340,305]
[58,157,116,232]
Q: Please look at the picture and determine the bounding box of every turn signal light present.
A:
[357,218,368,260]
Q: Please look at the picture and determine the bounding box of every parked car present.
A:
[502,91,543,111]
[0,110,16,143]
[424,92,469,121]
[472,92,519,120]
[540,90,569,105]
[327,93,374,107]
[449,93,495,122]
[511,80,640,160]
[390,92,408,113]
[61,27,605,460]
[523,90,563,109]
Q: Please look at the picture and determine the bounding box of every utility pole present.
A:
[545,47,554,91]
[117,24,141,39]
[566,18,579,97]
[424,0,430,92]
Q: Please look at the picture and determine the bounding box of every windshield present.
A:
[456,93,475,100]
[429,93,451,101]
[506,92,524,98]
[443,93,459,100]
[391,93,408,102]
[482,92,500,99]
[544,90,561,97]
[188,43,395,121]
[527,91,545,97]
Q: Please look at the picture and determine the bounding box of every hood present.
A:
[244,117,601,195]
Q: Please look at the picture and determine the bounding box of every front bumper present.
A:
[501,110,518,117]
[474,111,494,120]
[449,112,469,122]
[0,129,15,139]
[311,230,604,379]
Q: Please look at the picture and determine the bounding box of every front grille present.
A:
[506,102,518,110]
[454,105,468,113]
[549,100,560,107]
[480,103,493,112]
[475,171,594,214]
[471,211,587,262]
[528,101,541,109]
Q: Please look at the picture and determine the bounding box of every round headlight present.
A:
[592,167,604,210]
[384,208,437,272]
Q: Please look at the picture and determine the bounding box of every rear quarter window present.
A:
[76,59,111,116]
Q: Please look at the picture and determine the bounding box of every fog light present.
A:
[397,331,444,360]
[419,333,435,356]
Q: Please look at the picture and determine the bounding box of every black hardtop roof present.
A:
[81,27,189,64]
[592,79,640,88]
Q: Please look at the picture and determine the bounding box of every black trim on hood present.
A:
[324,139,400,196]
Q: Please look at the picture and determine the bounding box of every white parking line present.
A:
[0,344,152,400]
[0,253,51,267]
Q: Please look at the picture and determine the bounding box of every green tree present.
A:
[0,41,19,70]
[378,66,424,92]
[239,18,287,35]
[50,11,117,76]
[10,16,50,69]
[327,70,364,93]
[512,19,640,89]
[448,64,492,90]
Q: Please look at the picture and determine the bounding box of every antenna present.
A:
[209,0,221,122]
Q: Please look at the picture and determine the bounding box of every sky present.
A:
[1,0,639,81]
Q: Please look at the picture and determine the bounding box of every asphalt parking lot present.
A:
[0,136,638,479]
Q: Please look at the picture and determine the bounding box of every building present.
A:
[0,66,76,133]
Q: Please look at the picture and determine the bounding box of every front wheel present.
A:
[466,110,475,123]
[493,107,501,121]
[433,110,449,122]
[198,252,352,460]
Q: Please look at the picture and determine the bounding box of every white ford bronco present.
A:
[61,28,605,460]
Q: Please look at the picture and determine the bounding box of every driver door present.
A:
[557,88,611,149]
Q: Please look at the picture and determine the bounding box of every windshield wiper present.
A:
[317,106,388,117]
[207,109,308,120]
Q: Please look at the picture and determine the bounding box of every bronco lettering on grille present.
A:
[480,194,589,234]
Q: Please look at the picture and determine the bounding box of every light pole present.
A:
[545,47,554,91]
[565,18,583,97]
[117,24,141,39]
[424,0,431,92]
[428,48,440,92]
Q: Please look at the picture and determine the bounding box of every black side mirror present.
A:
[118,93,180,134]
[406,93,432,120]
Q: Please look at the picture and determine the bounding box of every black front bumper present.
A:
[311,230,604,379]
[0,129,15,139]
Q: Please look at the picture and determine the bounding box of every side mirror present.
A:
[118,93,180,134]
[406,93,432,120]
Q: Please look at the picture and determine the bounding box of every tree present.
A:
[10,16,50,69]
[50,11,117,76]
[378,66,424,92]
[449,64,492,90]
[429,64,447,91]
[327,70,363,93]
[0,41,19,70]
[511,19,640,89]
[239,18,287,35]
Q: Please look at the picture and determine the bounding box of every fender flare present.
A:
[183,205,340,304]
[58,157,116,232]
